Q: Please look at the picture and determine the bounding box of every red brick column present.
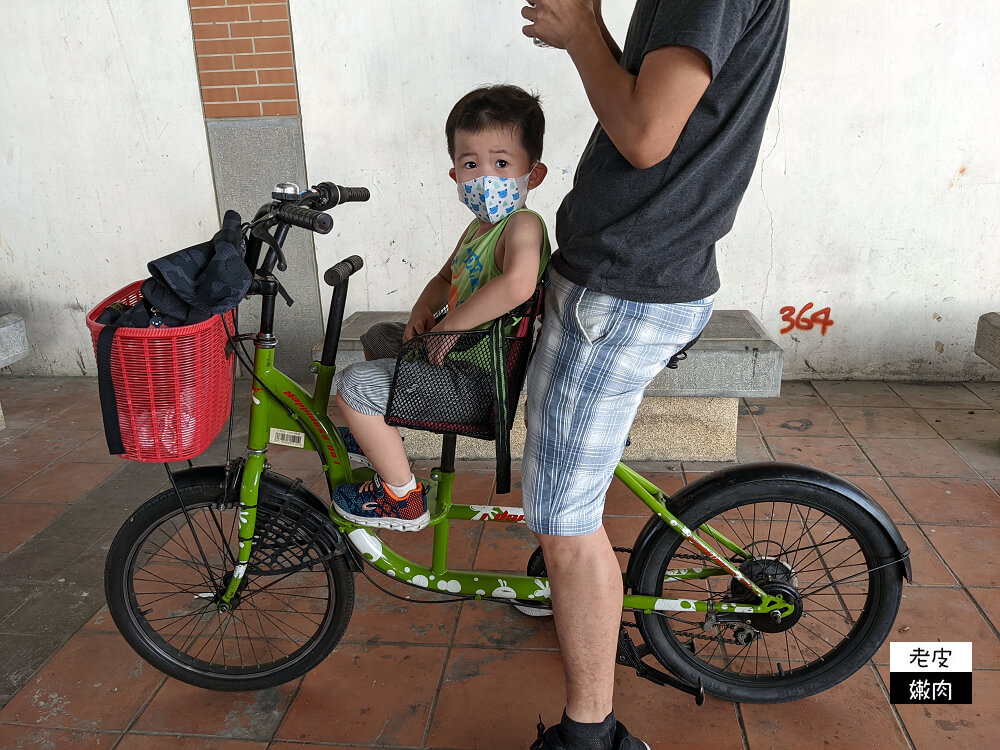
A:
[189,0,299,117]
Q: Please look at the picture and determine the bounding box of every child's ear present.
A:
[527,163,548,189]
[449,167,457,183]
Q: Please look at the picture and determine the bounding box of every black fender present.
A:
[158,463,354,567]
[625,462,912,589]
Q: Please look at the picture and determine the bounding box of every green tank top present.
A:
[447,208,551,319]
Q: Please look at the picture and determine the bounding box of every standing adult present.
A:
[519,1,789,748]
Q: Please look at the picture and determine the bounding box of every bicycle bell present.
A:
[272,182,301,201]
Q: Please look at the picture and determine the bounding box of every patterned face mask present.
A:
[457,165,536,224]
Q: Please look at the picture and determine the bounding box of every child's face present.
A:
[450,126,535,184]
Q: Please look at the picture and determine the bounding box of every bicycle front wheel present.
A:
[634,479,903,703]
[105,473,355,691]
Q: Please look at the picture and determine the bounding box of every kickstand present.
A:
[617,626,705,705]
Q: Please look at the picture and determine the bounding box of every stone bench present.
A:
[0,313,30,431]
[321,309,782,463]
[975,313,1000,370]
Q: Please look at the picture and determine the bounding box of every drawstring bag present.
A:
[87,211,249,462]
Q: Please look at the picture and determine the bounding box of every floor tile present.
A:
[745,380,822,407]
[844,475,913,525]
[947,439,1000,479]
[453,600,559,650]
[885,477,1000,526]
[833,406,939,438]
[764,436,877,475]
[749,404,850,437]
[0,580,41,625]
[741,665,907,748]
[878,665,1000,749]
[0,632,165,730]
[116,736,269,749]
[0,503,65,554]
[0,633,66,705]
[0,725,119,748]
[276,643,446,746]
[736,434,772,462]
[2,462,118,504]
[0,428,102,463]
[895,525,956,586]
[857,438,977,478]
[917,407,1000,440]
[80,606,118,634]
[0,537,91,581]
[811,380,908,407]
[474,522,537,573]
[926,525,1000,587]
[873,587,1000,668]
[344,575,462,646]
[428,648,566,749]
[133,678,298,740]
[888,382,989,409]
[0,461,49,497]
[963,381,1000,409]
[0,581,103,637]
[55,433,129,464]
[967,587,1000,633]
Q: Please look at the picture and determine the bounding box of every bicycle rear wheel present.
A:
[634,479,903,703]
[105,471,354,691]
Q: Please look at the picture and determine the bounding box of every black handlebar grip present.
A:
[274,203,333,234]
[323,255,365,287]
[337,186,370,204]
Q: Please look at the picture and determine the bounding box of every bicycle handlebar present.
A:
[323,255,364,287]
[273,203,334,234]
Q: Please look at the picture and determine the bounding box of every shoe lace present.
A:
[529,715,546,750]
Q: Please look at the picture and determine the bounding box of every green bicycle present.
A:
[104,181,912,705]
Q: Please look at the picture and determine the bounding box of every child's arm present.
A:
[433,211,543,333]
[403,238,463,342]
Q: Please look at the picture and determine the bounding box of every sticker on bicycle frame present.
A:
[269,427,306,448]
[470,505,526,523]
[889,641,972,704]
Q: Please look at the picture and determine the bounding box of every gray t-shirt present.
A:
[552,0,789,303]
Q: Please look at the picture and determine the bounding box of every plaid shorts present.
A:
[521,269,714,536]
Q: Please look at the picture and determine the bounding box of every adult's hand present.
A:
[521,0,599,51]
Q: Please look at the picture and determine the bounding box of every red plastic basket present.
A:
[86,280,235,462]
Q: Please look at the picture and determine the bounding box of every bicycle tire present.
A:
[634,479,902,703]
[104,474,354,691]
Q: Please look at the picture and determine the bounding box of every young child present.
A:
[332,84,551,531]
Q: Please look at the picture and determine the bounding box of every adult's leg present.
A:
[522,270,714,729]
[538,527,622,722]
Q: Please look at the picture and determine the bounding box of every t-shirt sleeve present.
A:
[642,0,759,78]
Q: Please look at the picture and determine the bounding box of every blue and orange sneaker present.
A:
[337,426,372,468]
[332,475,429,532]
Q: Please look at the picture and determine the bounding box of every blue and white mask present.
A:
[457,167,535,224]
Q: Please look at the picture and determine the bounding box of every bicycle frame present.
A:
[219,338,793,622]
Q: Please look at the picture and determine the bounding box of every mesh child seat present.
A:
[385,284,544,493]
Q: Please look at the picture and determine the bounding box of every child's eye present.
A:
[495,160,509,169]
[463,161,477,170]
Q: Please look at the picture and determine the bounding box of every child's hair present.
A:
[446,84,545,164]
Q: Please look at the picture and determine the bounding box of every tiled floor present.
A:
[0,376,998,749]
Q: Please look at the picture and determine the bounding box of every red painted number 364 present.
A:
[779,303,834,336]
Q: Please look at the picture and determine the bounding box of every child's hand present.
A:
[424,334,455,367]
[404,305,437,343]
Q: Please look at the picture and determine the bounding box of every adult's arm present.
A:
[523,0,711,169]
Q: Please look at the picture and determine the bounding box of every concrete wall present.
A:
[294,0,998,380]
[2,0,997,380]
[1,0,218,375]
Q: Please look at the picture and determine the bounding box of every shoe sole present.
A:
[333,504,430,532]
[513,603,553,617]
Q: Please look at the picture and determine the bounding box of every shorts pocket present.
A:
[574,288,613,346]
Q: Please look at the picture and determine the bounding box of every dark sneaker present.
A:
[332,475,429,531]
[612,721,651,750]
[337,426,372,468]
[529,718,650,750]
